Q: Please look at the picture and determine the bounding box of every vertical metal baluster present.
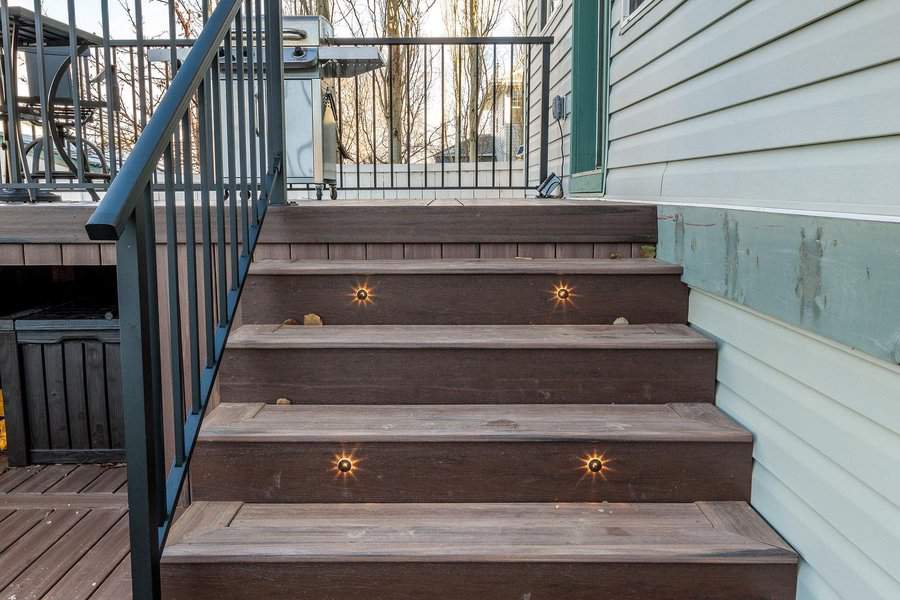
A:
[199,0,216,363]
[235,10,250,252]
[118,184,165,600]
[423,46,428,189]
[371,66,377,190]
[198,72,215,368]
[441,44,445,189]
[388,44,394,188]
[181,104,201,415]
[162,140,185,467]
[0,1,20,188]
[94,49,106,175]
[114,48,124,172]
[168,1,182,186]
[244,0,258,224]
[128,48,138,148]
[254,0,267,202]
[147,55,156,185]
[211,53,229,325]
[66,0,85,182]
[133,0,148,127]
[539,40,550,183]
[33,1,54,184]
[523,44,532,188]
[263,0,286,206]
[474,42,480,188]
[354,74,360,189]
[492,43,497,189]
[405,46,410,188]
[456,45,461,187]
[337,75,343,190]
[509,43,514,188]
[223,31,239,289]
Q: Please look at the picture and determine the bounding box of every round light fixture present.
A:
[337,458,353,473]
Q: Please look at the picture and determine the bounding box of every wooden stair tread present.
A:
[162,501,797,564]
[226,323,715,350]
[199,403,750,443]
[250,258,682,276]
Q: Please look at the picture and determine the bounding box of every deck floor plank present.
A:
[0,508,50,554]
[0,465,44,492]
[12,464,78,493]
[89,556,132,600]
[82,466,128,493]
[0,465,131,599]
[0,508,87,589]
[45,465,110,494]
[0,508,125,599]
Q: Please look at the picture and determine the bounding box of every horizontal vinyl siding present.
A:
[604,0,900,219]
[690,291,900,600]
[525,0,573,187]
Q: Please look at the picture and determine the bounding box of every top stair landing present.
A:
[263,200,657,244]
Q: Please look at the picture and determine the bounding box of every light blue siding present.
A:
[523,0,900,596]
[604,0,900,218]
[690,291,900,600]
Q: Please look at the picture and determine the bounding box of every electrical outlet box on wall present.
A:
[552,95,566,120]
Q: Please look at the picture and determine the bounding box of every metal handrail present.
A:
[84,1,285,598]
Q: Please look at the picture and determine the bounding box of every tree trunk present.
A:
[386,0,404,163]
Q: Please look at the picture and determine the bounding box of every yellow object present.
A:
[0,389,6,452]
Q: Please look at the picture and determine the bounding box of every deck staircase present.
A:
[160,202,798,599]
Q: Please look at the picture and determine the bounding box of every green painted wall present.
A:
[657,206,900,365]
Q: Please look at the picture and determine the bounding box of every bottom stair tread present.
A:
[164,501,794,564]
[162,502,797,600]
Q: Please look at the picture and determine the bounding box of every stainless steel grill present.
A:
[281,16,382,199]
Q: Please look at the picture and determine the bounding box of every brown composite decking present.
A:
[0,463,131,600]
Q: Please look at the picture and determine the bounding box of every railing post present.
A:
[264,0,286,205]
[117,187,165,600]
[539,40,551,183]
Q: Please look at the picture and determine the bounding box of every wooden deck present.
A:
[0,463,131,599]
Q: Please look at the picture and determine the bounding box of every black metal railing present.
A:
[1,2,552,199]
[313,36,552,193]
[84,0,285,598]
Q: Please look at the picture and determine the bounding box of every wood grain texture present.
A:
[240,266,688,325]
[0,244,24,264]
[61,243,101,265]
[248,258,683,275]
[258,203,658,243]
[192,439,750,503]
[162,561,797,600]
[160,502,797,599]
[225,323,714,350]
[199,403,750,443]
[23,243,63,265]
[219,325,717,405]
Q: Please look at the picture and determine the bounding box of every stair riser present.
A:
[192,441,751,503]
[219,348,717,404]
[241,273,688,325]
[162,563,797,600]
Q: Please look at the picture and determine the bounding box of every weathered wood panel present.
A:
[161,501,796,600]
[220,343,716,405]
[240,267,688,325]
[258,204,658,243]
[658,206,900,364]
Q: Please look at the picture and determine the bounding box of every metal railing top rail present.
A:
[327,35,554,45]
[85,0,242,242]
